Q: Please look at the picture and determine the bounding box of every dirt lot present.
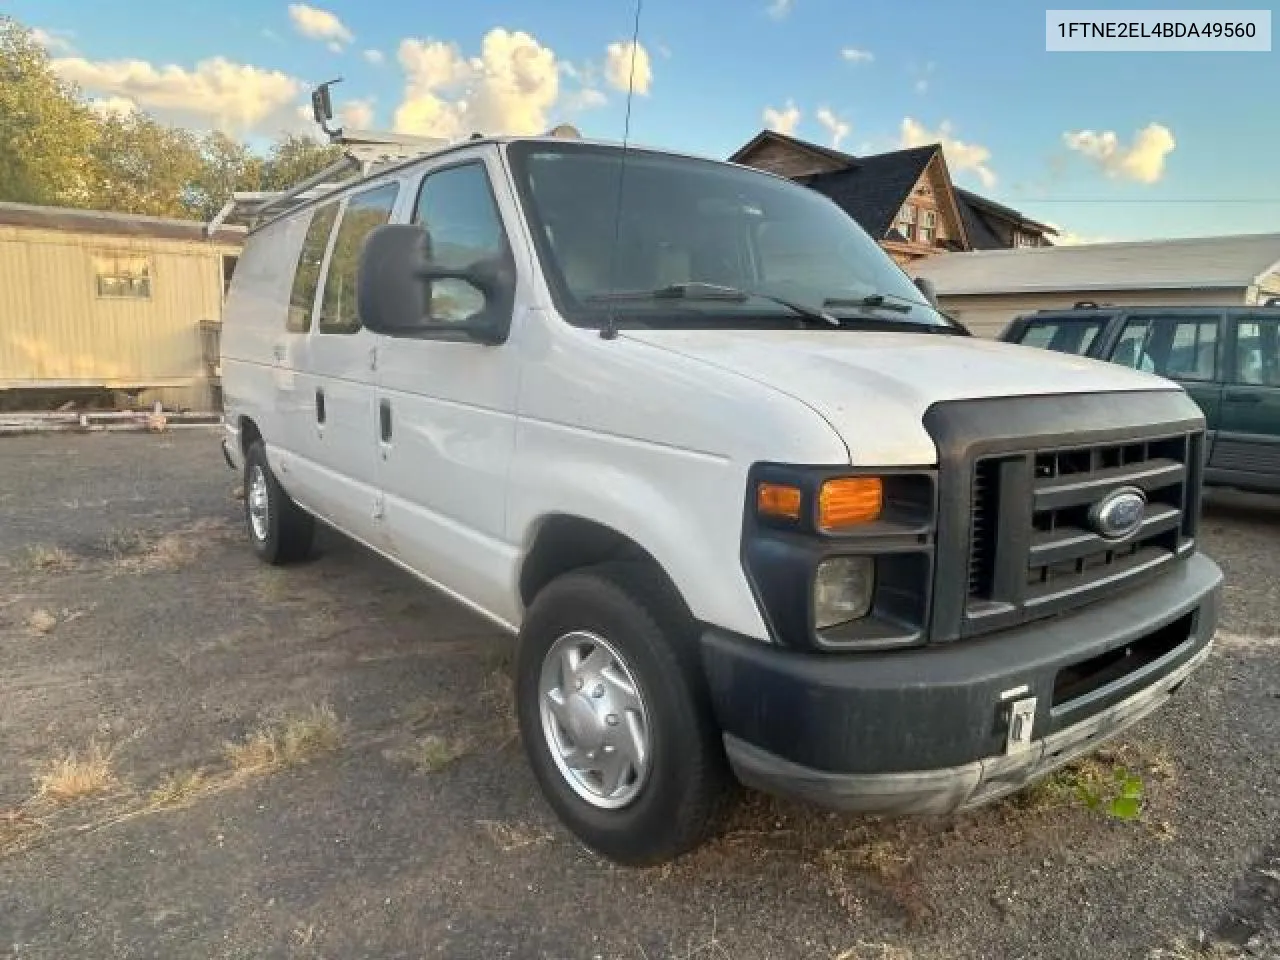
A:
[1,430,1278,960]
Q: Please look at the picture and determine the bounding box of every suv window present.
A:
[412,161,508,325]
[318,182,401,334]
[288,203,339,333]
[1016,317,1106,355]
[1111,315,1218,380]
[1234,317,1280,386]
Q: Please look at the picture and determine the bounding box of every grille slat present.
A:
[966,431,1197,629]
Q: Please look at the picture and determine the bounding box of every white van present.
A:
[219,132,1222,865]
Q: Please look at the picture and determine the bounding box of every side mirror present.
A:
[357,224,513,343]
[913,275,939,308]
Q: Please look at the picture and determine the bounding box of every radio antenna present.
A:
[601,0,644,340]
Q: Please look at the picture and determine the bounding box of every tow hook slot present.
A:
[1004,696,1038,754]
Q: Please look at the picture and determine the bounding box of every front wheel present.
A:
[516,563,729,865]
[243,440,314,565]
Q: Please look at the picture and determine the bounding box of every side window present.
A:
[413,162,508,325]
[1114,315,1218,380]
[1234,318,1280,386]
[1111,318,1154,372]
[1017,318,1105,356]
[288,203,339,333]
[318,182,401,334]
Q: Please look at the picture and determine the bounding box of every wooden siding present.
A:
[939,287,1253,339]
[735,140,847,179]
[0,223,241,408]
[887,155,966,257]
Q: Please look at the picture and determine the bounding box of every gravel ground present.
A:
[0,430,1277,960]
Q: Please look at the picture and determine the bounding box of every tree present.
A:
[0,17,99,206]
[88,111,205,218]
[260,134,346,192]
[188,131,264,221]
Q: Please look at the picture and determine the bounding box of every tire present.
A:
[516,561,729,866]
[243,440,314,565]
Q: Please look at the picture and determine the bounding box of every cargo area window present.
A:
[93,254,152,299]
[1234,318,1280,386]
[318,182,401,335]
[288,203,339,333]
[1017,318,1106,355]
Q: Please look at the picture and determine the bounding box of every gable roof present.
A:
[954,187,1057,241]
[798,144,939,238]
[953,193,1005,250]
[728,129,858,170]
[912,233,1280,296]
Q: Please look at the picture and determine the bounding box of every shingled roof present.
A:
[797,144,939,239]
[729,129,858,169]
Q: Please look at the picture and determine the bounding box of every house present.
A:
[728,130,1057,265]
[910,233,1280,337]
[0,202,244,411]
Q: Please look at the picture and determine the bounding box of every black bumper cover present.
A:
[701,553,1222,813]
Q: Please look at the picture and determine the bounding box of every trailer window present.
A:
[94,254,152,299]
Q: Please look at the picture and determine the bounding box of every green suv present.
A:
[1001,301,1280,494]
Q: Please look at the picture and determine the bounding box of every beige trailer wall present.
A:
[939,287,1254,339]
[0,224,239,409]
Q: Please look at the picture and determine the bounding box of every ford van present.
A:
[218,132,1223,865]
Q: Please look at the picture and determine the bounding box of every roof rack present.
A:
[205,127,454,236]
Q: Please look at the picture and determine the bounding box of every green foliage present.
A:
[1065,761,1146,821]
[0,16,348,220]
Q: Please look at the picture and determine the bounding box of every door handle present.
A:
[315,388,326,424]
[1225,393,1262,404]
[379,399,392,442]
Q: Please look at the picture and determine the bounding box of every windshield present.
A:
[505,141,946,329]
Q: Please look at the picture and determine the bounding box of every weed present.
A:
[401,734,475,773]
[478,669,518,747]
[149,768,207,807]
[25,608,58,635]
[834,944,913,960]
[1148,937,1246,959]
[16,545,74,574]
[476,818,553,852]
[34,741,115,803]
[224,704,340,773]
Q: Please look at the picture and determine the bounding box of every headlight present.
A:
[813,556,874,629]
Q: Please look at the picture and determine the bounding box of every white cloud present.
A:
[31,27,76,55]
[840,47,873,64]
[563,87,607,113]
[393,29,561,139]
[51,55,302,134]
[767,0,795,19]
[912,61,936,94]
[340,97,375,129]
[363,48,385,65]
[87,96,140,118]
[900,116,996,189]
[1062,123,1176,184]
[287,4,354,47]
[762,100,801,135]
[815,106,850,148]
[326,40,343,54]
[603,40,652,95]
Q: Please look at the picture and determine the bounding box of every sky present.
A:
[12,0,1279,243]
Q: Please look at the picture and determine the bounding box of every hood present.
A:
[618,328,1177,465]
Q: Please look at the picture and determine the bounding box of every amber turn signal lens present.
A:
[757,481,803,520]
[819,477,883,529]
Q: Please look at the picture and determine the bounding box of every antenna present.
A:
[601,0,644,340]
[311,78,345,140]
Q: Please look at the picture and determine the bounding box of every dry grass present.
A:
[224,704,341,773]
[25,608,58,635]
[476,818,553,853]
[478,668,518,746]
[834,944,914,960]
[34,741,115,803]
[1148,938,1246,959]
[1,809,44,854]
[16,544,74,574]
[397,733,476,773]
[148,768,207,808]
[107,520,234,573]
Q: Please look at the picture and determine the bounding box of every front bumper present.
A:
[702,552,1222,815]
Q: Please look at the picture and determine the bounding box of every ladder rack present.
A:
[205,127,454,236]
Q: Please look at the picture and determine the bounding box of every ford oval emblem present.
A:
[1089,486,1147,540]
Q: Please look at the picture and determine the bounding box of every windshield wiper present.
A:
[587,282,840,332]
[822,293,914,314]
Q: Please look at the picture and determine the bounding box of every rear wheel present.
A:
[516,562,729,865]
[243,440,314,565]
